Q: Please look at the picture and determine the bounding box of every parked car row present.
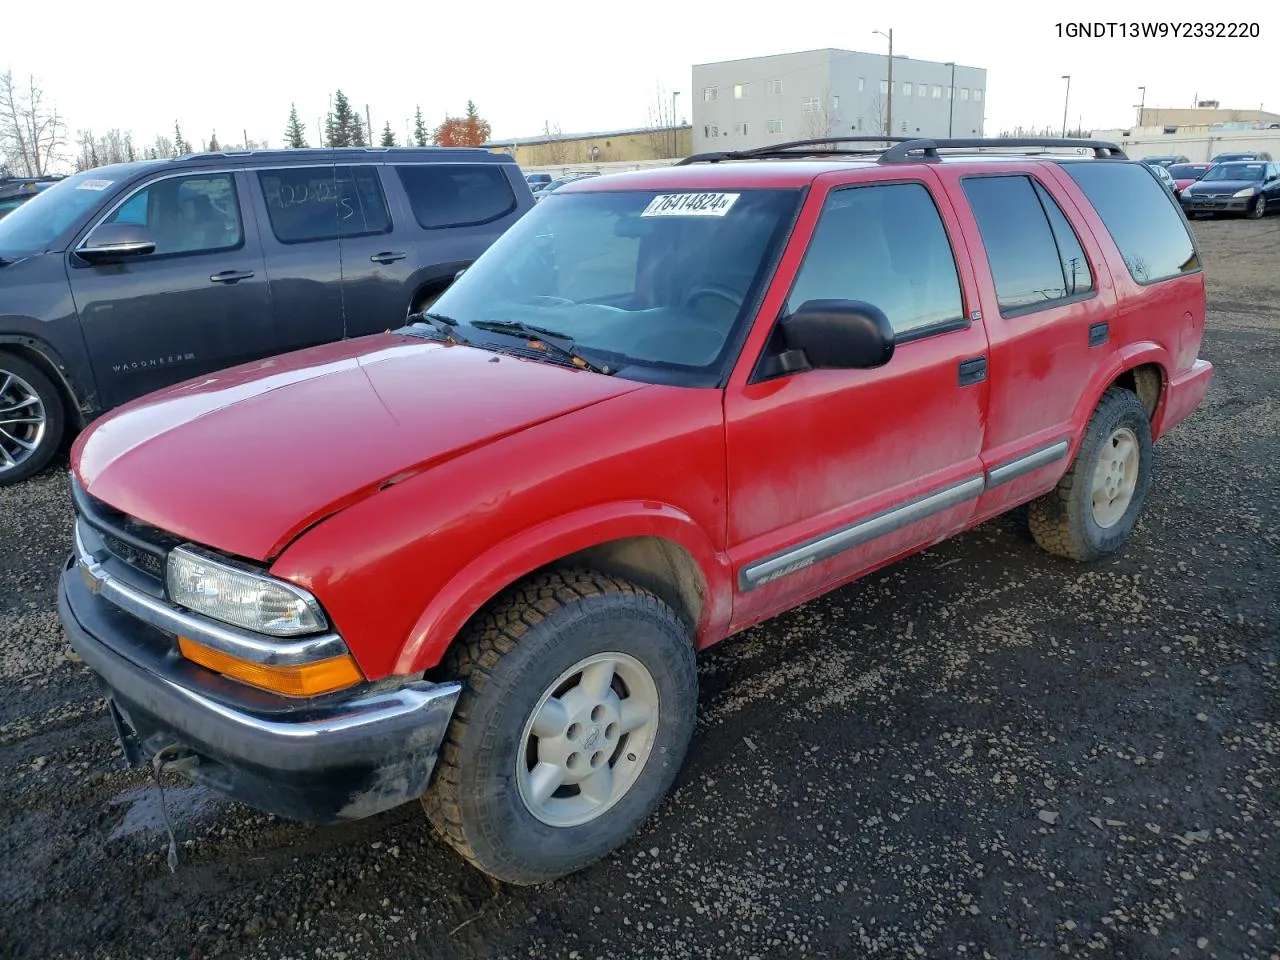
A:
[52,135,1214,885]
[1137,152,1279,218]
[0,147,535,484]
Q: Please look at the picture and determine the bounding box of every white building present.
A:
[691,48,987,154]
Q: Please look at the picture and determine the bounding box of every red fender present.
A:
[395,501,733,674]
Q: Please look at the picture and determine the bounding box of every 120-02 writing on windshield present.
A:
[1056,21,1260,38]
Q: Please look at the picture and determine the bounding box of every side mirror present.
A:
[77,222,156,264]
[779,299,895,371]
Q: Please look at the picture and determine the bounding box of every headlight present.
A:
[1233,187,1257,197]
[166,546,328,637]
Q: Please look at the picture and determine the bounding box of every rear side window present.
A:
[395,164,516,228]
[1032,180,1094,298]
[1061,161,1199,284]
[961,175,1092,313]
[257,165,391,244]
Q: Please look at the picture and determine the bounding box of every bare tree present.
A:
[645,83,680,159]
[868,93,887,138]
[74,128,132,171]
[802,86,842,140]
[0,70,67,176]
[542,121,570,164]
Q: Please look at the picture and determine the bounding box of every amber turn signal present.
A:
[178,637,365,697]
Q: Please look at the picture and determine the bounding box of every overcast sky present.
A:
[3,1,1276,156]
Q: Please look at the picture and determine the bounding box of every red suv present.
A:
[58,137,1214,885]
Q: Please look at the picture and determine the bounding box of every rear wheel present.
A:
[1028,387,1154,562]
[422,569,698,885]
[0,352,66,487]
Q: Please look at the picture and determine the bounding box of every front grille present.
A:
[72,477,181,589]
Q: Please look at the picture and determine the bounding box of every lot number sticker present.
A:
[641,192,740,217]
[76,179,114,191]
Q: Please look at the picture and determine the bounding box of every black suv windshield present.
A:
[420,186,802,384]
[0,166,142,257]
[1202,162,1265,182]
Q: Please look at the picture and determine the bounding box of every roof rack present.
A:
[675,136,1128,167]
[675,136,915,166]
[879,137,1127,162]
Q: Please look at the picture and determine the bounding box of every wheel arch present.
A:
[1071,344,1169,455]
[0,335,91,429]
[397,503,733,676]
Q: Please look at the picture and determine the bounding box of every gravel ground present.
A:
[1,219,1277,960]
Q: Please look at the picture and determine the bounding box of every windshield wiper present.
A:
[469,320,612,374]
[405,311,472,345]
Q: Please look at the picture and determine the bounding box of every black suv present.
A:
[0,147,533,484]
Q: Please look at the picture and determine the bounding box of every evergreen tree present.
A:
[173,121,187,156]
[325,89,357,147]
[208,130,220,152]
[352,114,367,147]
[285,104,308,148]
[413,105,428,147]
[380,121,397,147]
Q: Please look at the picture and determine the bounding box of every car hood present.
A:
[73,333,648,561]
[1186,179,1261,193]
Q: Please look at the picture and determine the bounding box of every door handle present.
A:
[957,356,988,387]
[370,251,408,264]
[209,270,254,283]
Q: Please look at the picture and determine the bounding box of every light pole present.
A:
[1135,85,1146,127]
[874,28,894,136]
[672,91,681,156]
[1061,75,1071,137]
[946,61,956,136]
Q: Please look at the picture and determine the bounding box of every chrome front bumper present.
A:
[59,541,462,823]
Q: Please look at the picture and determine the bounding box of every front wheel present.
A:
[0,352,66,487]
[422,569,698,885]
[1247,195,1266,219]
[1028,387,1154,562]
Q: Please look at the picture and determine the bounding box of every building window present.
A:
[856,117,864,130]
[802,97,820,113]
[832,96,840,111]
[901,120,908,132]
[974,89,982,102]
[932,85,942,99]
[918,83,927,96]
[947,86,953,99]
[902,82,912,97]
[767,79,783,96]
[858,77,865,92]
[879,79,888,95]
[735,122,748,136]
[734,83,747,99]
[767,119,783,135]
[960,88,969,101]
[703,86,718,101]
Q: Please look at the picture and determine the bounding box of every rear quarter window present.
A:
[395,164,516,229]
[1061,161,1200,285]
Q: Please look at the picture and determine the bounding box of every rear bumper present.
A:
[58,559,461,824]
[1156,358,1214,440]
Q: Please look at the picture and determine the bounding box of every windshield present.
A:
[1202,162,1265,182]
[421,186,802,384]
[0,168,132,256]
[1167,164,1208,179]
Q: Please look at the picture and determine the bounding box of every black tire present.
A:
[1028,387,1154,562]
[0,352,66,487]
[1247,195,1266,219]
[422,568,698,885]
